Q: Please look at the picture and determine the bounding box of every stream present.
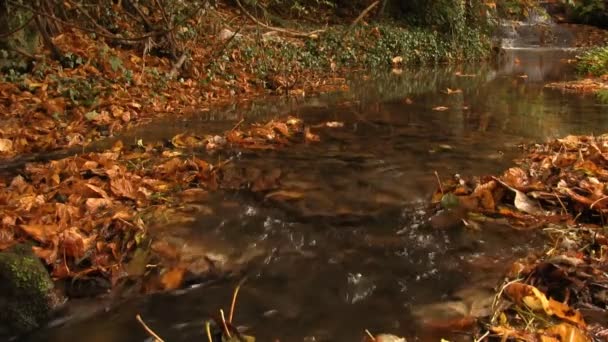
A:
[20,23,608,342]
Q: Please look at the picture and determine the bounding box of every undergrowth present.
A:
[577,45,608,76]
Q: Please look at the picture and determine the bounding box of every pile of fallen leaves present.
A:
[486,225,608,341]
[433,134,608,340]
[433,134,608,228]
[0,141,218,286]
[0,15,347,160]
[545,75,608,93]
[0,116,335,293]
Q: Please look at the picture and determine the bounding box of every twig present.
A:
[553,191,568,214]
[229,276,248,323]
[213,25,243,60]
[230,118,245,132]
[434,170,444,194]
[205,320,213,342]
[65,0,113,35]
[7,45,38,60]
[7,0,204,42]
[220,309,232,338]
[0,15,34,38]
[235,0,325,37]
[136,314,166,342]
[590,196,608,209]
[154,0,179,59]
[340,1,380,41]
[364,329,376,341]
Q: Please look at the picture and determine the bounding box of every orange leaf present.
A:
[20,224,59,243]
[160,267,186,290]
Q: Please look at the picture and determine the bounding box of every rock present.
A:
[217,28,242,41]
[0,244,61,336]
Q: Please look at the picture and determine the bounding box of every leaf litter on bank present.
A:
[430,134,608,340]
[0,116,339,294]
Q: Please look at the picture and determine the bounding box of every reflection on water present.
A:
[23,49,608,342]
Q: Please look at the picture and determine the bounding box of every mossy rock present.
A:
[0,244,58,336]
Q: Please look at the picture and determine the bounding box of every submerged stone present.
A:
[0,244,59,336]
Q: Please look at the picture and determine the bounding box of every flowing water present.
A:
[21,29,608,342]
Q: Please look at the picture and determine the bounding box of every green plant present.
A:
[561,0,608,27]
[577,45,608,76]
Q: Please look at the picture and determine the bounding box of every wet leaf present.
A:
[160,267,186,290]
[513,189,544,215]
[265,190,304,201]
[432,106,449,111]
[304,127,320,143]
[542,323,589,342]
[0,138,14,153]
[440,193,460,209]
[504,283,586,328]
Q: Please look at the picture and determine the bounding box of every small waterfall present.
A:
[497,8,576,50]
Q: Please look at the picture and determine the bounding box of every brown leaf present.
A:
[86,198,113,212]
[305,127,320,143]
[160,267,186,290]
[110,177,137,200]
[502,167,529,190]
[542,323,589,342]
[0,138,13,153]
[84,183,111,199]
[20,224,59,243]
[60,227,85,258]
[505,283,586,328]
[42,97,66,115]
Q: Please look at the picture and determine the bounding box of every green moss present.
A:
[0,244,55,334]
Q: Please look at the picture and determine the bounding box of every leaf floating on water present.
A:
[432,106,449,111]
[445,88,462,94]
[265,190,305,201]
[325,121,344,128]
[305,127,320,142]
[454,71,476,77]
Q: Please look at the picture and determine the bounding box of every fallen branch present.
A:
[0,15,34,38]
[235,0,325,38]
[340,0,380,41]
[167,53,188,79]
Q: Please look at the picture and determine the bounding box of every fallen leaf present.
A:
[160,267,186,290]
[0,138,13,153]
[110,177,138,200]
[305,127,320,143]
[86,198,113,212]
[326,121,344,128]
[265,190,304,201]
[542,323,589,342]
[504,283,586,328]
[20,224,59,243]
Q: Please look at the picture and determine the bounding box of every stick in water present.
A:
[136,314,166,342]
